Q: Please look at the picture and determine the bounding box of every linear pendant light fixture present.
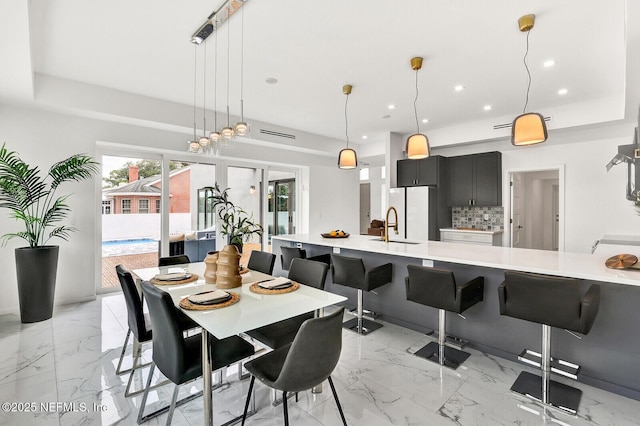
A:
[406,57,430,159]
[511,14,548,146]
[338,84,357,169]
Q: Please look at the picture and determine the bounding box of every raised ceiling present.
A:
[3,0,633,149]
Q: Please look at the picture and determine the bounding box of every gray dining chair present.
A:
[247,250,276,275]
[158,254,191,267]
[139,281,255,425]
[245,258,329,349]
[241,307,347,426]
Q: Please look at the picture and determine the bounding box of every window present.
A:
[155,199,161,213]
[101,201,111,215]
[139,199,149,214]
[121,199,131,214]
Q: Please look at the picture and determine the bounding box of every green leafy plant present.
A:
[0,143,99,247]
[204,183,263,247]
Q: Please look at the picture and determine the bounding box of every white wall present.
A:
[102,213,190,241]
[0,105,358,314]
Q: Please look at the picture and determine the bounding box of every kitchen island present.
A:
[272,234,640,400]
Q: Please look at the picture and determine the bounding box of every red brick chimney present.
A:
[129,165,139,182]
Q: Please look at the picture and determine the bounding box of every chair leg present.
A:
[137,363,156,424]
[342,289,382,335]
[115,329,132,375]
[166,384,180,426]
[282,391,289,426]
[413,309,471,370]
[241,376,255,426]
[328,376,347,426]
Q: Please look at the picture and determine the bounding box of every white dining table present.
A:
[133,262,346,426]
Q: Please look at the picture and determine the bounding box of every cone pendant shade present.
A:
[338,148,357,169]
[406,133,430,159]
[511,112,548,146]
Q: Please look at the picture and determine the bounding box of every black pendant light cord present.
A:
[202,42,206,136]
[344,93,350,148]
[213,20,218,131]
[240,5,244,122]
[413,69,420,133]
[522,30,532,114]
[226,5,231,128]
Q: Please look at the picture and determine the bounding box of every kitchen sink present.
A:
[370,238,422,245]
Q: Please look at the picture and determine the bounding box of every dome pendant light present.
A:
[198,42,210,152]
[221,5,235,145]
[188,44,201,153]
[209,20,221,148]
[235,5,249,137]
[406,57,430,159]
[511,14,548,146]
[338,84,358,169]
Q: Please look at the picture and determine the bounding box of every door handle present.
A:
[517,225,524,229]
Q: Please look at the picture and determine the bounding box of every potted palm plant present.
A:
[0,143,98,323]
[205,183,263,253]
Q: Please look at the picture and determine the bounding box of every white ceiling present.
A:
[2,0,634,149]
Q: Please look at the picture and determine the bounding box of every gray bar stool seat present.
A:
[331,254,392,335]
[405,265,484,369]
[499,270,600,414]
[280,246,331,271]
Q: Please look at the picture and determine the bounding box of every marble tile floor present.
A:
[0,294,638,426]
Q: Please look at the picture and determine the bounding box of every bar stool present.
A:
[405,265,484,369]
[331,254,392,335]
[280,246,331,271]
[498,270,600,414]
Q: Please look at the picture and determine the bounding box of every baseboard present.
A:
[0,295,98,317]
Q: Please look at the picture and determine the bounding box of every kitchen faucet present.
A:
[384,206,399,243]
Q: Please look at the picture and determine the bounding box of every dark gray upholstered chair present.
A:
[498,271,600,414]
[331,254,392,335]
[138,282,254,424]
[405,265,484,369]
[246,258,330,349]
[241,307,347,426]
[280,246,331,271]
[158,254,191,267]
[247,250,276,275]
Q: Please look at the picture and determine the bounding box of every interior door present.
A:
[360,183,371,234]
[510,174,524,247]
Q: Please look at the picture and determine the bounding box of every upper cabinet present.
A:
[448,152,502,206]
[397,156,443,187]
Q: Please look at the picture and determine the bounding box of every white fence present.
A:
[102,213,191,241]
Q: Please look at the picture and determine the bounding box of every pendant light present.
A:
[209,20,221,147]
[406,57,430,159]
[221,5,235,145]
[188,44,201,153]
[198,41,210,152]
[511,14,548,146]
[234,4,249,137]
[338,84,357,169]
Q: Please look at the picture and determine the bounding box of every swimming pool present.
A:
[102,238,157,246]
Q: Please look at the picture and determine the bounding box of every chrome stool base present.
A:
[511,371,581,415]
[343,317,382,335]
[414,342,470,370]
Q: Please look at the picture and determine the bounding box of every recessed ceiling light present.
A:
[362,135,368,140]
[454,85,465,92]
[421,118,429,123]
[387,104,397,110]
[558,88,568,95]
[265,77,278,84]
[381,114,391,119]
[543,59,556,67]
[483,105,492,111]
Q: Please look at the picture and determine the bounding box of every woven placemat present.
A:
[179,291,240,310]
[249,281,300,295]
[151,273,199,286]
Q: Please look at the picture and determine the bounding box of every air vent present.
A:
[259,129,296,140]
[493,116,551,130]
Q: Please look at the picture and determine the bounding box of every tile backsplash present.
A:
[452,206,504,231]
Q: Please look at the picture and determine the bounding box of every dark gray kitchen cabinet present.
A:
[397,156,442,187]
[448,152,501,206]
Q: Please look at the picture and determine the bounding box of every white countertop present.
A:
[440,228,504,234]
[273,234,640,287]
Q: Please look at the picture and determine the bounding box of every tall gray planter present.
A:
[15,246,59,323]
